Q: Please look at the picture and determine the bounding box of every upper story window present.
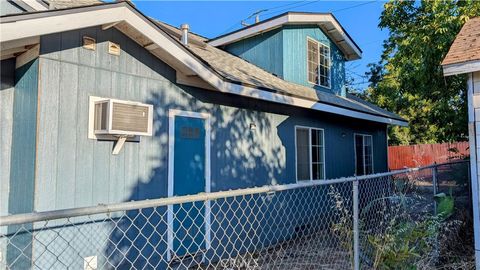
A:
[296,126,325,181]
[307,38,331,88]
[355,134,374,175]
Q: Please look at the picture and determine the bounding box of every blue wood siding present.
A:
[3,26,386,268]
[223,25,346,96]
[223,28,284,78]
[0,58,15,266]
[30,26,385,210]
[0,59,15,217]
[282,25,346,96]
[6,59,39,269]
[9,59,39,215]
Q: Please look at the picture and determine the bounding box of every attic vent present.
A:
[83,36,96,50]
[108,41,121,56]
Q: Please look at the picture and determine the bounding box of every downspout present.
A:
[467,73,480,268]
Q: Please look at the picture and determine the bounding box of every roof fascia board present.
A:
[0,6,126,42]
[208,15,289,47]
[443,60,480,76]
[222,82,407,126]
[0,2,121,22]
[208,13,361,60]
[0,3,404,126]
[288,13,362,59]
[0,36,40,60]
[1,36,40,50]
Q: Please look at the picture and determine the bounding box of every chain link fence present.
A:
[0,161,471,269]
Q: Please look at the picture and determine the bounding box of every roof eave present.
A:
[442,59,480,76]
[1,3,404,126]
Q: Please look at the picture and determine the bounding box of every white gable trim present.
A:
[210,15,289,47]
[443,60,480,76]
[0,3,405,126]
[0,6,126,42]
[208,13,362,60]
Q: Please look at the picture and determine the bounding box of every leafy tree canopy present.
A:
[363,0,480,145]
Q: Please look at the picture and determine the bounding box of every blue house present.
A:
[0,1,407,268]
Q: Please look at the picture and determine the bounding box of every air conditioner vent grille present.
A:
[111,102,150,133]
[95,102,108,130]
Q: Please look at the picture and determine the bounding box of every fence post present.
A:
[432,165,439,262]
[432,165,438,215]
[353,179,359,270]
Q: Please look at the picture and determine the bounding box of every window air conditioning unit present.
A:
[89,97,153,155]
[94,99,153,136]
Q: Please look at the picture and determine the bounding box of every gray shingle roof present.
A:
[16,0,405,123]
[46,0,103,9]
[154,21,405,122]
[192,44,404,121]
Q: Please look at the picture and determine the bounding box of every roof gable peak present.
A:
[208,12,361,61]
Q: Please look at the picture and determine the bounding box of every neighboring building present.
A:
[0,0,406,267]
[442,16,480,269]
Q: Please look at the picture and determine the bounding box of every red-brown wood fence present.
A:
[388,141,469,170]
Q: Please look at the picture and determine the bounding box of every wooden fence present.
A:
[388,141,469,170]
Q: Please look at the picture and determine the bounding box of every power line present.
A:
[262,0,321,17]
[348,81,370,86]
[346,63,361,70]
[332,1,377,13]
[217,1,378,38]
[346,68,368,79]
[217,1,317,35]
[264,0,311,13]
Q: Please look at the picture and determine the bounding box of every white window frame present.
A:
[307,37,320,85]
[295,125,326,182]
[306,37,331,89]
[354,133,374,175]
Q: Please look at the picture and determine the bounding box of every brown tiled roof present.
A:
[442,17,480,66]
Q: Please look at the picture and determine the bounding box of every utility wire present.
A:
[263,0,311,13]
[332,1,377,13]
[262,0,321,17]
[347,69,369,79]
[218,0,378,36]
[217,0,317,36]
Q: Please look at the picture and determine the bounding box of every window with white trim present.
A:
[355,134,373,175]
[307,38,331,88]
[296,127,325,181]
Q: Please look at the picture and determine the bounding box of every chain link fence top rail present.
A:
[0,161,471,270]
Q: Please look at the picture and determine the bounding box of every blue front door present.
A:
[173,115,206,257]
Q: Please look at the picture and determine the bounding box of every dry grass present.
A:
[209,230,351,270]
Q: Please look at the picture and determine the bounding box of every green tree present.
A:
[365,0,480,145]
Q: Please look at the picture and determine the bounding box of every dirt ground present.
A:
[209,231,351,270]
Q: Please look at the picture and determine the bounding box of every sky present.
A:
[133,1,389,90]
